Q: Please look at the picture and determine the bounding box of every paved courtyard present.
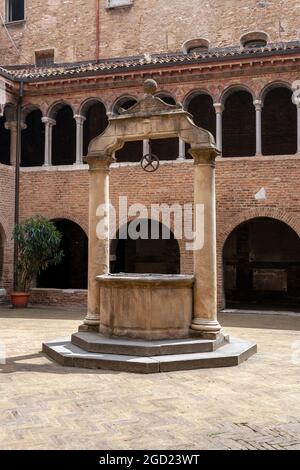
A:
[0,305,299,450]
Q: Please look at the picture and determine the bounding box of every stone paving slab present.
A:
[0,306,299,450]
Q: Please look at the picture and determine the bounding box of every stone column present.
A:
[254,99,263,156]
[213,103,223,153]
[178,138,186,160]
[74,114,86,165]
[5,121,26,165]
[143,139,150,156]
[41,117,55,166]
[81,155,111,330]
[5,121,17,165]
[297,103,300,154]
[190,149,221,338]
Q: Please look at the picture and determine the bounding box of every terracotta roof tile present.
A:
[1,41,299,82]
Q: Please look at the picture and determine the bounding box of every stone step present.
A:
[71,332,227,356]
[43,337,257,374]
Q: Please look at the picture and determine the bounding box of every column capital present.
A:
[213,102,224,114]
[189,148,219,165]
[74,114,86,125]
[253,99,263,111]
[41,117,56,126]
[84,154,114,170]
[4,120,17,131]
[4,121,26,131]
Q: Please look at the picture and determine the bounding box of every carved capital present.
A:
[4,121,26,131]
[213,102,224,114]
[74,114,86,125]
[41,117,56,127]
[4,121,17,131]
[189,147,218,166]
[253,99,263,111]
[84,154,114,171]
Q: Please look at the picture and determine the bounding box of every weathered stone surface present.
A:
[97,274,194,340]
[71,331,228,356]
[43,336,256,374]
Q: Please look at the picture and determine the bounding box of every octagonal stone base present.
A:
[43,333,257,374]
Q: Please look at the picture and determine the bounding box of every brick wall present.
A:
[1,0,300,65]
[0,163,15,297]
[17,154,300,310]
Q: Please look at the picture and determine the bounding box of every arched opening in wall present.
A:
[83,101,108,156]
[113,96,137,116]
[37,219,88,289]
[223,217,300,309]
[0,116,10,165]
[187,93,216,137]
[0,225,4,286]
[222,90,255,157]
[21,109,44,167]
[52,105,76,165]
[110,219,180,275]
[262,87,297,155]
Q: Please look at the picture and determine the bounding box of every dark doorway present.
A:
[21,109,45,167]
[83,101,108,156]
[223,217,300,309]
[52,106,76,165]
[222,90,256,157]
[0,116,10,165]
[37,219,88,289]
[262,87,297,155]
[111,219,180,274]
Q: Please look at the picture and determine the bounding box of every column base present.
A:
[190,318,222,339]
[78,323,99,332]
[79,312,100,332]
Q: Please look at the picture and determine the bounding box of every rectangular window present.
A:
[35,50,55,67]
[7,0,25,22]
[107,0,133,9]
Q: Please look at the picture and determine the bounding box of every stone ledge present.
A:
[71,331,228,356]
[43,336,257,374]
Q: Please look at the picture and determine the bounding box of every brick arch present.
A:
[217,208,300,311]
[259,80,292,103]
[34,212,88,237]
[221,84,256,106]
[47,100,75,119]
[219,207,300,252]
[110,217,181,275]
[78,97,108,117]
[182,88,214,110]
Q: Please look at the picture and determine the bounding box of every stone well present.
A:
[97,274,194,340]
[43,79,257,373]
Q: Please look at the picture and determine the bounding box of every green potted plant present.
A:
[11,216,63,308]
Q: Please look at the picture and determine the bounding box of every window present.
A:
[182,38,210,55]
[35,50,55,67]
[107,0,133,8]
[6,0,25,23]
[240,32,268,49]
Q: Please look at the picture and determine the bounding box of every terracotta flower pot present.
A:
[10,292,31,308]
